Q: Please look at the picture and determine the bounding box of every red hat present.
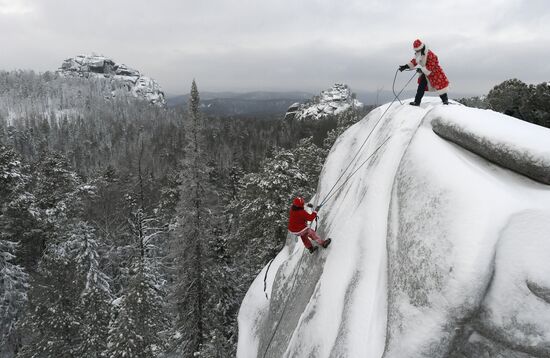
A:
[413,39,424,51]
[292,196,305,208]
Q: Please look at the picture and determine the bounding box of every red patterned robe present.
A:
[407,48,449,94]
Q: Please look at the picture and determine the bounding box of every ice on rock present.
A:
[238,97,550,358]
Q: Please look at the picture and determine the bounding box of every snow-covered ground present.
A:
[238,97,550,357]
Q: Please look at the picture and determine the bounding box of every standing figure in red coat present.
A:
[287,197,331,253]
[399,39,450,106]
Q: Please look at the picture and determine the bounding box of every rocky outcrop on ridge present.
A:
[285,83,363,120]
[58,55,165,106]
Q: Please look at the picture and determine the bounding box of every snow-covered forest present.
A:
[0,68,549,357]
[0,70,369,357]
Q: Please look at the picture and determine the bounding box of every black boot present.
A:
[322,238,332,248]
[440,93,449,105]
[308,246,318,254]
[409,102,420,106]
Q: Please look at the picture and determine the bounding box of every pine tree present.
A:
[106,262,169,358]
[0,145,29,356]
[486,78,530,121]
[75,223,112,357]
[19,222,112,358]
[171,79,212,355]
[107,139,170,357]
[106,209,170,358]
[0,240,28,356]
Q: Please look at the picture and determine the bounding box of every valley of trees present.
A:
[0,70,367,357]
[1,70,547,357]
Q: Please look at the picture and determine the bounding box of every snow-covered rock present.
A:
[285,84,363,120]
[58,55,165,106]
[238,98,550,358]
[432,108,550,185]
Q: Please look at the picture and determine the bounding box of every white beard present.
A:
[415,46,429,67]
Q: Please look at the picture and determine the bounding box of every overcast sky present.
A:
[1,0,549,97]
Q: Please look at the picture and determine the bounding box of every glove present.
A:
[315,205,322,212]
[398,65,408,72]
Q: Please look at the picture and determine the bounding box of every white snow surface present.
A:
[238,97,550,357]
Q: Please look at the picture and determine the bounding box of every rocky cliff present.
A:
[58,55,165,106]
[285,84,363,120]
[238,98,550,358]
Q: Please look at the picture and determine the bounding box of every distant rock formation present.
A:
[284,84,363,120]
[58,55,165,106]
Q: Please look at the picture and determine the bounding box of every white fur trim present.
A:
[407,62,414,69]
[435,86,449,95]
[414,42,425,51]
[414,47,429,67]
[420,66,431,76]
[427,84,449,95]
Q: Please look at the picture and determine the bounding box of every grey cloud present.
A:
[1,0,549,96]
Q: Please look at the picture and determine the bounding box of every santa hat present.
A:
[413,39,425,51]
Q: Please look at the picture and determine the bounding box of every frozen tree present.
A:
[486,79,530,120]
[107,137,170,357]
[0,240,28,356]
[0,145,29,356]
[75,222,112,357]
[106,208,170,358]
[19,222,111,357]
[106,261,169,358]
[170,79,214,356]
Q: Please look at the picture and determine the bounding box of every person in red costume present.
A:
[399,39,450,106]
[287,196,331,253]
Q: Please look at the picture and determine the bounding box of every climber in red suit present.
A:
[399,39,450,106]
[288,197,331,253]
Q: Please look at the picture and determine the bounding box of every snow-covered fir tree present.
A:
[106,208,170,358]
[75,222,112,357]
[20,221,111,357]
[171,79,211,355]
[0,145,29,356]
[0,240,28,356]
[19,151,109,357]
[106,263,169,358]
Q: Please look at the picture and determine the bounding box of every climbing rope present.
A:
[317,69,416,209]
[261,69,417,357]
[320,135,392,206]
[262,251,306,358]
[392,68,415,105]
[263,217,317,299]
[263,258,275,299]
